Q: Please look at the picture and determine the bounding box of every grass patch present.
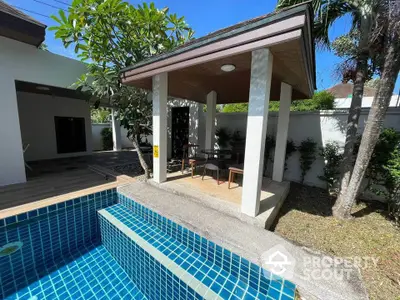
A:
[272,183,400,300]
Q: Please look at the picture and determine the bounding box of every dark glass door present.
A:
[54,116,87,154]
[171,107,189,159]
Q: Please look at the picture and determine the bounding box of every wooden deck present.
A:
[0,151,142,219]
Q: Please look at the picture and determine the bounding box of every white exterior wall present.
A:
[335,96,399,108]
[17,92,92,161]
[91,124,133,151]
[217,108,400,188]
[0,37,89,185]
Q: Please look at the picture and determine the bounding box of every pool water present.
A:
[7,244,145,300]
[0,189,296,300]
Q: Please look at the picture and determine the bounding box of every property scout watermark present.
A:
[261,245,379,281]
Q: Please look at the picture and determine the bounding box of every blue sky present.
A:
[7,0,400,92]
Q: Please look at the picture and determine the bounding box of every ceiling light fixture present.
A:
[221,64,236,72]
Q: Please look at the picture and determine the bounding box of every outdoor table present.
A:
[201,149,221,160]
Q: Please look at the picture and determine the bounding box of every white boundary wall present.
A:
[217,108,400,188]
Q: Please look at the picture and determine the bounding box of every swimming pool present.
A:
[0,188,296,299]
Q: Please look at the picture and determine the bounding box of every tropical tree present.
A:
[50,0,193,178]
[276,0,377,218]
[335,0,400,218]
[91,107,110,123]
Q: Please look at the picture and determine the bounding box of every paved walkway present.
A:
[118,181,369,300]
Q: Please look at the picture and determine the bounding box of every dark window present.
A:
[54,116,86,154]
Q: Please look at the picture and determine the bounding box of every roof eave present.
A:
[120,3,312,75]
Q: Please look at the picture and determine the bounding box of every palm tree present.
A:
[276,0,376,218]
[336,0,400,218]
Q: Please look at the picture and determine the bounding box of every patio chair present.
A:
[201,160,228,185]
[180,144,206,177]
[228,164,244,189]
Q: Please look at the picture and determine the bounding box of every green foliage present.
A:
[215,127,231,149]
[285,139,297,170]
[91,108,110,123]
[332,30,377,83]
[100,127,113,150]
[383,149,400,224]
[352,128,400,224]
[263,135,276,175]
[319,142,343,190]
[355,128,400,189]
[50,0,192,135]
[298,138,317,183]
[203,105,223,113]
[221,91,335,113]
[50,0,193,177]
[276,0,360,48]
[222,103,248,113]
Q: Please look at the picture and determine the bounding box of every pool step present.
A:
[99,204,271,300]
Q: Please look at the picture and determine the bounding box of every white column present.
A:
[272,82,292,182]
[0,74,26,186]
[241,48,273,217]
[205,91,217,149]
[152,73,168,183]
[111,108,122,151]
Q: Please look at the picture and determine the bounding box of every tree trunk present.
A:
[132,136,150,179]
[336,16,400,219]
[333,18,371,217]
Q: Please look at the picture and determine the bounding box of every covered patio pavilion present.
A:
[121,3,316,218]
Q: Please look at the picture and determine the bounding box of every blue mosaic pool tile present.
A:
[0,188,117,229]
[101,203,295,300]
[100,212,202,300]
[117,192,296,299]
[0,189,117,299]
[4,244,146,300]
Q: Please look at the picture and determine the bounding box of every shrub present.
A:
[384,149,400,224]
[263,135,276,175]
[285,139,297,170]
[354,128,400,192]
[100,127,113,150]
[215,127,231,149]
[319,142,343,191]
[298,138,317,183]
[222,103,248,113]
[312,91,335,110]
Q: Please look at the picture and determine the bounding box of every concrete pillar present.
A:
[152,73,168,183]
[272,82,292,182]
[205,91,217,149]
[241,48,273,217]
[111,108,122,151]
[0,74,26,186]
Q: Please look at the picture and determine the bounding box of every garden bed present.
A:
[272,183,400,300]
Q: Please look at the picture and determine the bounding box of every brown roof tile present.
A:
[0,0,46,27]
[327,83,377,98]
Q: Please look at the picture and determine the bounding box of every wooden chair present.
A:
[202,163,221,185]
[228,165,244,189]
[181,144,204,177]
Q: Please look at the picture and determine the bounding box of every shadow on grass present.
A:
[271,182,390,230]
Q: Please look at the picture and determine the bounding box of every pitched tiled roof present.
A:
[327,83,377,98]
[0,0,45,27]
